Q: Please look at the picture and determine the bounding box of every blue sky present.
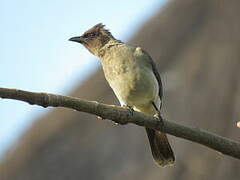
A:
[0,0,167,157]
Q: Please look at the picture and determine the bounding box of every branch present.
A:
[0,87,240,159]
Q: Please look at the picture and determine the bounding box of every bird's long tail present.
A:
[145,128,175,166]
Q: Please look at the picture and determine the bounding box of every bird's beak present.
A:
[69,36,85,44]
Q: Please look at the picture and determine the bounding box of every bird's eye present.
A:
[89,32,96,37]
[84,32,96,38]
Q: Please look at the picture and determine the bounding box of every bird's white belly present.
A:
[108,68,159,109]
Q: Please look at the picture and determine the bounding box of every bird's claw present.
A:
[154,111,164,126]
[123,105,134,116]
[151,101,164,126]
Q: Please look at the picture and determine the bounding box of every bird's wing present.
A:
[141,48,163,100]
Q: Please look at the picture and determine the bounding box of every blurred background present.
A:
[0,0,240,179]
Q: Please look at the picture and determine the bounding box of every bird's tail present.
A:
[145,128,175,166]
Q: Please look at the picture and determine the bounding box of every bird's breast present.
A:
[102,54,137,95]
[101,49,159,107]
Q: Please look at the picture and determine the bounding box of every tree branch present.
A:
[0,87,240,159]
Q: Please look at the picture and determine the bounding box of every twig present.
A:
[0,87,240,159]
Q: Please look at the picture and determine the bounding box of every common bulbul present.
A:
[69,23,175,166]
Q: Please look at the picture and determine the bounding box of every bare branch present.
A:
[0,87,240,159]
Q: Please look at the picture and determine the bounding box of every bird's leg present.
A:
[151,101,163,125]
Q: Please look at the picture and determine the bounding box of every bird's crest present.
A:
[82,23,113,38]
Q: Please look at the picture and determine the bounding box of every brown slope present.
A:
[1,0,240,179]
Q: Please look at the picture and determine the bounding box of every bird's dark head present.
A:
[69,23,115,55]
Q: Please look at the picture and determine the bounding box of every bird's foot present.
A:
[151,101,164,125]
[154,112,164,128]
[122,105,134,116]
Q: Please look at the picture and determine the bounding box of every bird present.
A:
[69,23,175,166]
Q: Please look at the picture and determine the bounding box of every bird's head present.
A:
[69,23,115,55]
